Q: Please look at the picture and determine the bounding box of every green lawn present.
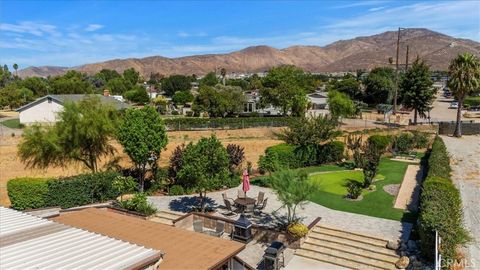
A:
[0,118,23,129]
[309,158,415,222]
[250,164,346,186]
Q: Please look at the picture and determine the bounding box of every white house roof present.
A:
[0,207,163,270]
[16,94,130,112]
[308,92,328,105]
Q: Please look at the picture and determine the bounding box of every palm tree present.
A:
[220,68,226,85]
[13,63,18,77]
[448,53,480,137]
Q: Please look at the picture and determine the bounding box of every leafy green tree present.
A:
[122,68,140,86]
[0,64,13,87]
[161,75,192,96]
[97,69,121,82]
[117,106,168,191]
[400,58,435,125]
[220,68,227,85]
[270,170,316,224]
[106,77,128,95]
[260,65,310,116]
[200,72,219,87]
[124,85,150,104]
[327,90,356,119]
[172,90,194,105]
[328,77,362,100]
[18,96,117,172]
[278,115,340,147]
[448,53,480,137]
[360,140,384,188]
[175,135,230,211]
[193,85,245,117]
[21,77,50,96]
[49,70,94,94]
[0,84,35,108]
[363,67,395,105]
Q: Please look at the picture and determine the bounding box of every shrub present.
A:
[226,144,245,171]
[7,178,49,210]
[266,144,301,169]
[367,135,391,152]
[118,193,157,216]
[427,136,451,178]
[46,172,121,209]
[345,180,363,199]
[168,144,185,180]
[164,117,294,131]
[411,131,430,149]
[258,153,280,174]
[169,185,185,195]
[419,176,469,263]
[287,222,309,238]
[318,141,345,164]
[294,144,319,166]
[464,96,480,107]
[394,132,414,152]
[418,136,469,266]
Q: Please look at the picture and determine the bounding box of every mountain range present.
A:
[18,28,480,78]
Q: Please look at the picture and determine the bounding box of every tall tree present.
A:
[200,72,219,87]
[448,53,480,137]
[13,63,18,77]
[18,96,117,172]
[363,67,395,105]
[400,58,436,125]
[270,170,316,224]
[161,75,192,96]
[260,65,309,116]
[327,90,356,120]
[117,106,168,191]
[220,68,227,86]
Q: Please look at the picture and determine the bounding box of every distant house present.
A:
[307,91,328,110]
[16,94,129,125]
[242,90,282,116]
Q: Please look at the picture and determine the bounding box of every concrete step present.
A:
[301,243,397,269]
[307,233,397,257]
[313,225,388,247]
[149,216,174,225]
[295,249,386,270]
[305,238,398,263]
[155,210,184,220]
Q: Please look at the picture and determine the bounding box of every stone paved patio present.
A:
[149,184,412,242]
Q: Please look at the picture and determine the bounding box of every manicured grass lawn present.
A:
[250,164,346,186]
[0,118,23,129]
[309,158,415,222]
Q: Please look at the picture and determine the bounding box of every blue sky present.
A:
[1,0,479,68]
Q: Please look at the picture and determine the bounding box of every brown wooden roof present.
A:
[52,208,245,270]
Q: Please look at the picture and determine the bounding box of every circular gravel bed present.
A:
[383,184,400,196]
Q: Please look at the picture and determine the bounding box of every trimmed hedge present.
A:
[318,141,345,164]
[8,172,122,210]
[7,178,49,210]
[418,136,469,267]
[464,96,480,107]
[164,117,294,131]
[266,144,301,169]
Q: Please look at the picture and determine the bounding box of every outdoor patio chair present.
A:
[256,191,265,206]
[237,190,246,199]
[193,219,203,233]
[222,199,238,217]
[222,192,235,204]
[255,198,268,215]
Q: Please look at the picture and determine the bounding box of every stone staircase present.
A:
[295,224,400,270]
[149,210,184,225]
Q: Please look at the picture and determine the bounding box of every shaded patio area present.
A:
[148,184,413,242]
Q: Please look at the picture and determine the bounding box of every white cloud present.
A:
[368,6,385,12]
[85,24,104,32]
[177,31,208,38]
[0,21,59,36]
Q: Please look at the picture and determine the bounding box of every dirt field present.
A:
[0,127,282,206]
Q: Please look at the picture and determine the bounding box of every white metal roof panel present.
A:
[0,207,162,270]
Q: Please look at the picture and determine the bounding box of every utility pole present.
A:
[393,27,401,114]
[405,45,410,70]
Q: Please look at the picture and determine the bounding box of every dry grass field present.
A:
[0,127,282,206]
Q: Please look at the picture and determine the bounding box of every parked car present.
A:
[468,105,480,111]
[450,101,459,109]
[443,91,452,98]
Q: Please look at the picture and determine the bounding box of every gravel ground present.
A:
[441,135,480,265]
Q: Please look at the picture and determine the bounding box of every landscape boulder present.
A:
[395,256,410,269]
[386,240,400,250]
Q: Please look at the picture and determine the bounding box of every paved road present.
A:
[149,184,412,242]
[442,135,480,266]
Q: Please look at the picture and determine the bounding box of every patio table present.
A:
[234,197,256,213]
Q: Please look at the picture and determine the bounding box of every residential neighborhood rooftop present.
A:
[16,94,130,112]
